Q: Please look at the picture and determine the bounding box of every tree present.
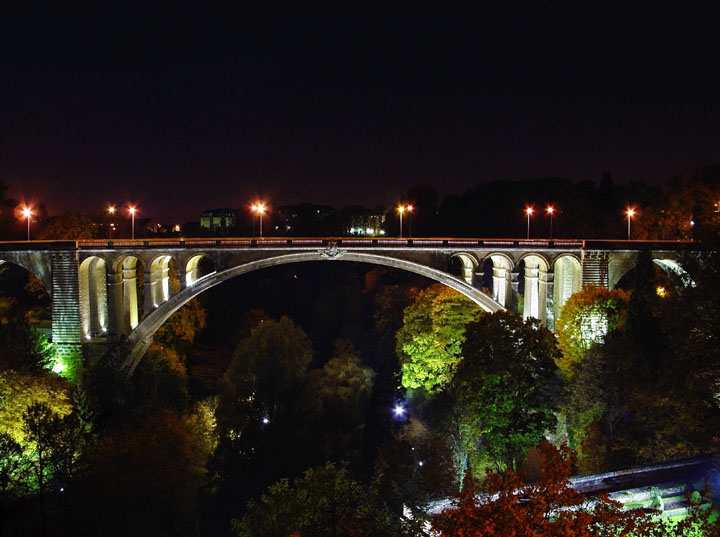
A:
[22,402,64,535]
[0,297,57,372]
[0,433,26,536]
[431,442,710,537]
[396,284,482,393]
[231,462,398,537]
[37,211,98,240]
[302,339,374,462]
[554,286,629,376]
[452,311,562,472]
[217,316,312,436]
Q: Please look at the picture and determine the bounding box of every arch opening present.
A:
[149,255,179,307]
[553,255,581,323]
[79,256,108,340]
[112,255,145,335]
[186,254,216,287]
[519,254,549,323]
[448,253,477,286]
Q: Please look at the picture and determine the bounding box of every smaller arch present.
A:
[185,254,216,287]
[448,253,478,285]
[481,253,514,308]
[148,254,176,307]
[519,254,550,322]
[112,255,144,334]
[552,254,582,323]
[79,256,108,339]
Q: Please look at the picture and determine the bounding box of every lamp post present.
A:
[407,204,414,237]
[22,207,32,241]
[252,203,266,238]
[398,205,405,237]
[129,206,136,240]
[546,205,555,239]
[108,206,116,238]
[626,208,635,240]
[525,207,534,239]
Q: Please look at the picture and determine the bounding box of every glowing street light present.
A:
[626,208,635,240]
[22,207,32,241]
[525,206,534,239]
[252,203,266,238]
[398,204,414,237]
[546,205,555,239]
[129,206,137,240]
[107,206,116,238]
[406,204,414,237]
[393,404,406,419]
[398,205,406,237]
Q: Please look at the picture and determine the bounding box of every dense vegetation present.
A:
[1,171,720,535]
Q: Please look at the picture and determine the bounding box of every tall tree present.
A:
[452,311,562,471]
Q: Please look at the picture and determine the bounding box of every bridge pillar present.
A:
[51,252,82,360]
[491,264,511,307]
[582,251,610,287]
[510,269,520,311]
[106,270,120,341]
[144,269,155,317]
[544,270,555,331]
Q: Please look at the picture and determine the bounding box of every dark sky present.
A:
[1,7,719,222]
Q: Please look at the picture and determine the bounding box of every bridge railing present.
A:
[0,238,697,251]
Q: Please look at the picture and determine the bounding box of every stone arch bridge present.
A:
[0,237,695,374]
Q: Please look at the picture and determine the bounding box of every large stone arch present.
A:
[0,255,52,297]
[79,256,108,340]
[120,251,505,374]
[653,258,695,287]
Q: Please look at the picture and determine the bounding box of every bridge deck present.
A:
[0,237,697,251]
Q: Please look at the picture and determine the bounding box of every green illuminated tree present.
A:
[554,286,628,376]
[396,284,482,393]
[452,311,562,471]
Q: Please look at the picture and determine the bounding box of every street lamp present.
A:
[107,206,116,238]
[406,204,414,237]
[252,203,266,238]
[525,206,534,239]
[546,205,555,239]
[22,207,32,241]
[129,206,136,240]
[626,208,635,240]
[398,205,406,237]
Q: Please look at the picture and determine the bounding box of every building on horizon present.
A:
[200,208,238,236]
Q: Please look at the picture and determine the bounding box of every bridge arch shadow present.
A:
[120,251,505,374]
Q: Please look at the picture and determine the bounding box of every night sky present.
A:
[1,7,719,222]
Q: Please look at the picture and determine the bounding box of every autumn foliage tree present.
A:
[432,442,716,537]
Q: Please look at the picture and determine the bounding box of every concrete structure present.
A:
[0,238,695,374]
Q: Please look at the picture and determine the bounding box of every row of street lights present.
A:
[17,201,640,241]
[524,205,637,240]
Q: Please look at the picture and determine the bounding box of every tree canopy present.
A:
[396,284,482,393]
[452,311,562,471]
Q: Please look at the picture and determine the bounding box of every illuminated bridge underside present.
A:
[0,238,694,374]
